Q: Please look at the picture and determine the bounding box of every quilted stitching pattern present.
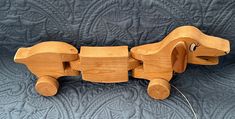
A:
[0,0,234,118]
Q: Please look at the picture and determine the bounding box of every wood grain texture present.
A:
[35,76,59,96]
[147,78,171,100]
[79,46,129,83]
[2,0,234,118]
[131,26,230,99]
[14,41,80,96]
[14,41,80,78]
[14,26,230,99]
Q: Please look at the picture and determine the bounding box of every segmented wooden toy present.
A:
[14,26,230,99]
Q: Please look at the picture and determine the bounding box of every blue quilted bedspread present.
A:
[0,0,235,118]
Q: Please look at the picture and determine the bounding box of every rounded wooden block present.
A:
[147,78,170,100]
[35,76,59,96]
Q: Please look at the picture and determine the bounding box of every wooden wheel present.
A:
[35,76,59,96]
[147,78,170,100]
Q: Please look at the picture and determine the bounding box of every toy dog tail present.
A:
[14,47,29,63]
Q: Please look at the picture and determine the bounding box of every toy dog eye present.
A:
[190,43,197,51]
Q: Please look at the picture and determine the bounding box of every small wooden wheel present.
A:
[35,76,59,96]
[147,78,170,100]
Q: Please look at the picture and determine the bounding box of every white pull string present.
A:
[171,84,198,119]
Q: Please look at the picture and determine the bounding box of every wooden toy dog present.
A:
[14,26,230,100]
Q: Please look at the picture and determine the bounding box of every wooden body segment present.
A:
[79,46,129,83]
[14,42,80,78]
[14,42,80,96]
[14,26,230,100]
[131,26,230,81]
[130,26,230,99]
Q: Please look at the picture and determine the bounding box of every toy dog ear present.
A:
[171,41,187,73]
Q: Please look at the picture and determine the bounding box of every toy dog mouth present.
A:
[197,56,219,63]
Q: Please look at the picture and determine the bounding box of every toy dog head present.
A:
[131,26,230,74]
[169,26,230,73]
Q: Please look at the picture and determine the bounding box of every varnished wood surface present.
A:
[14,26,230,99]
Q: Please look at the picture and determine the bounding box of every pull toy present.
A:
[14,26,230,100]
